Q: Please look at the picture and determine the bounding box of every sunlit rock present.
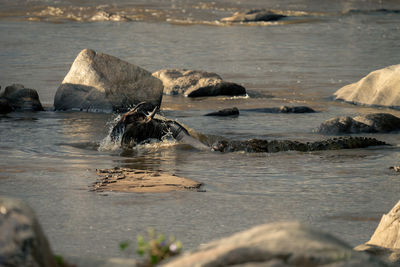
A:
[54,49,163,112]
[152,69,246,97]
[162,222,386,267]
[334,64,400,108]
[355,200,400,265]
[0,196,57,267]
[0,84,44,112]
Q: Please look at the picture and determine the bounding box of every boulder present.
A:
[54,49,163,112]
[204,107,239,116]
[0,196,57,267]
[152,69,246,97]
[0,84,44,111]
[334,64,400,108]
[316,113,400,134]
[162,222,385,267]
[354,200,400,265]
[221,9,286,23]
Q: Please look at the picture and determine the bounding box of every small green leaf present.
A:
[119,241,130,251]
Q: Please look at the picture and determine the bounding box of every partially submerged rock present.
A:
[212,137,387,153]
[221,9,286,23]
[93,167,202,193]
[162,222,385,267]
[244,105,316,113]
[0,196,57,267]
[204,107,239,116]
[355,200,400,265]
[0,84,44,112]
[334,64,400,108]
[316,113,400,134]
[54,49,163,112]
[152,69,246,97]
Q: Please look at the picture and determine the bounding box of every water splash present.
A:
[98,114,122,152]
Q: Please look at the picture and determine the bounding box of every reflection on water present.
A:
[1,0,400,260]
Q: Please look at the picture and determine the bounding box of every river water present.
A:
[1,0,400,259]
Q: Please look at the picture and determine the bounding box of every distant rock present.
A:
[244,105,315,113]
[0,84,44,112]
[316,113,400,134]
[204,107,239,116]
[54,49,163,112]
[152,69,246,97]
[334,64,400,108]
[90,11,131,22]
[162,222,386,267]
[355,200,400,265]
[221,9,286,23]
[0,196,57,267]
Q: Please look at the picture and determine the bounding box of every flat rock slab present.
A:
[92,167,202,193]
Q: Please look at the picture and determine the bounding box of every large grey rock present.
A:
[354,200,400,265]
[54,49,163,112]
[221,9,286,23]
[152,69,246,97]
[0,196,57,267]
[334,64,400,108]
[316,113,400,134]
[0,84,44,112]
[162,222,385,267]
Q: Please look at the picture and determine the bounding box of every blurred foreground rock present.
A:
[54,49,163,112]
[334,64,400,108]
[152,69,246,97]
[0,84,44,112]
[162,222,386,267]
[355,200,400,265]
[0,196,57,267]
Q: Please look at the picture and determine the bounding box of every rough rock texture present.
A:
[162,222,385,267]
[244,106,315,113]
[152,69,246,97]
[0,84,44,111]
[316,113,400,134]
[54,49,163,112]
[212,137,387,153]
[93,167,203,193]
[334,64,400,108]
[354,200,400,265]
[221,9,286,23]
[0,197,57,267]
[204,107,239,116]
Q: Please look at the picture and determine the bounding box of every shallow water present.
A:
[1,0,400,259]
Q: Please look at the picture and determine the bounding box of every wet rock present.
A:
[204,107,239,116]
[355,200,400,265]
[162,222,386,267]
[0,84,44,111]
[316,113,400,134]
[90,11,130,22]
[152,69,246,97]
[54,49,163,112]
[221,9,286,23]
[244,105,315,113]
[212,137,387,153]
[0,196,57,267]
[93,167,202,193]
[334,64,400,108]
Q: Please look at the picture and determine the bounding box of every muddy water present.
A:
[1,0,400,259]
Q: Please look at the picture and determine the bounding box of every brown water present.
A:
[1,0,400,260]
